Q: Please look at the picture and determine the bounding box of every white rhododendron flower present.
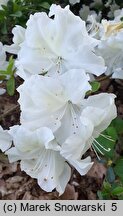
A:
[69,0,80,5]
[4,25,26,55]
[0,0,8,9]
[16,4,105,80]
[6,125,93,194]
[0,126,12,152]
[18,70,91,139]
[18,70,117,146]
[97,15,123,79]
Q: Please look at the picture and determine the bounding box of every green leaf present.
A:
[111,186,123,196]
[7,56,15,76]
[10,11,22,17]
[103,181,111,191]
[6,77,15,96]
[1,21,7,34]
[114,158,123,181]
[39,2,50,10]
[91,81,100,92]
[106,126,118,141]
[112,118,123,134]
[0,70,7,75]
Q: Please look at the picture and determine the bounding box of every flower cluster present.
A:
[0,4,117,195]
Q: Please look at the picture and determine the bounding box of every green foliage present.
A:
[87,81,100,95]
[91,81,100,93]
[6,76,15,96]
[98,181,123,200]
[114,158,123,182]
[0,56,15,96]
[97,118,123,200]
[0,0,54,43]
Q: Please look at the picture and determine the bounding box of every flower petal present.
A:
[0,126,12,152]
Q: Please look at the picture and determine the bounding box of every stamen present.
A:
[87,16,99,37]
[100,133,115,142]
[92,136,111,160]
[93,142,104,156]
[92,144,101,160]
[93,138,111,152]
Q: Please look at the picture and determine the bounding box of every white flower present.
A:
[80,93,117,138]
[4,25,26,55]
[5,125,71,195]
[69,0,80,5]
[0,0,8,9]
[61,92,116,162]
[16,4,105,80]
[97,17,123,79]
[17,70,117,180]
[0,126,12,152]
[90,0,103,8]
[114,8,123,21]
[18,69,91,142]
[18,69,116,148]
[107,3,120,19]
[79,5,98,21]
[0,42,8,70]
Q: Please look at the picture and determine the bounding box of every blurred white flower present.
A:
[107,1,120,18]
[6,125,93,194]
[90,0,103,8]
[97,16,123,79]
[4,25,26,55]
[69,0,80,5]
[0,0,8,9]
[79,5,98,21]
[16,4,105,80]
[114,8,123,21]
[0,126,12,152]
